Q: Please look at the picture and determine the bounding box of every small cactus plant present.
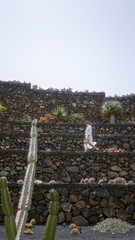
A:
[0,177,17,240]
[42,189,59,240]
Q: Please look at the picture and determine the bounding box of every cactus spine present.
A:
[0,177,17,240]
[42,189,59,240]
[15,119,38,240]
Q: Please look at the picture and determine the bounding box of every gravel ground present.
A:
[1,225,135,240]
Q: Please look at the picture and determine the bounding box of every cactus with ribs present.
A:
[0,119,59,240]
[42,189,59,240]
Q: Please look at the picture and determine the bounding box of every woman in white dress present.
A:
[84,121,99,152]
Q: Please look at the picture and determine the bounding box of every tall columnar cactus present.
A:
[42,189,59,240]
[0,177,17,240]
[0,119,59,240]
[15,119,38,240]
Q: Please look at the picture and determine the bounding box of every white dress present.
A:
[84,125,96,151]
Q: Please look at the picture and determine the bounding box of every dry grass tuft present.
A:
[94,218,134,234]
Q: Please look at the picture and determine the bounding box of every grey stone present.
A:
[73,209,80,216]
[130,163,135,171]
[103,208,115,217]
[10,170,17,175]
[71,215,88,226]
[117,209,128,221]
[43,168,54,174]
[127,204,135,213]
[113,189,125,197]
[80,164,85,169]
[36,206,44,214]
[61,203,72,213]
[82,208,92,218]
[60,188,68,197]
[88,215,98,224]
[65,166,79,173]
[0,171,8,176]
[3,167,11,172]
[58,212,65,224]
[96,189,110,198]
[109,196,121,208]
[59,170,71,183]
[123,143,130,150]
[81,189,89,196]
[111,165,121,172]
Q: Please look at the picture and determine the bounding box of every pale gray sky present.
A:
[0,0,135,96]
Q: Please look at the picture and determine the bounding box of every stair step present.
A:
[0,132,134,151]
[0,120,135,134]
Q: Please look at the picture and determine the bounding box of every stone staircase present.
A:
[0,120,135,184]
[0,120,135,225]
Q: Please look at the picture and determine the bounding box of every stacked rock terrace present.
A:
[0,120,135,225]
[0,120,135,183]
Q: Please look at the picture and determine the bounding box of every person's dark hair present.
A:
[85,121,90,124]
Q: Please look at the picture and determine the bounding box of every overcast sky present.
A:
[0,0,135,96]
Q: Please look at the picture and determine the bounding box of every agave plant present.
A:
[53,106,67,122]
[0,119,59,240]
[70,113,83,123]
[0,104,6,112]
[101,100,123,124]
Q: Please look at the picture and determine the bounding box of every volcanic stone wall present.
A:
[0,151,135,183]
[0,81,105,122]
[0,80,135,122]
[0,183,135,225]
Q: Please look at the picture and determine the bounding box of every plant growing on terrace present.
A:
[53,106,67,122]
[40,114,54,122]
[0,104,6,112]
[101,100,123,124]
[0,119,59,240]
[70,113,83,122]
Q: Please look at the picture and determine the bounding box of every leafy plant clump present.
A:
[101,100,123,119]
[40,114,54,122]
[0,104,6,112]
[53,106,67,122]
[94,218,134,234]
[70,113,83,122]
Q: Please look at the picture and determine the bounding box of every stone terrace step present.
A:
[0,131,134,151]
[0,119,135,134]
[0,149,135,183]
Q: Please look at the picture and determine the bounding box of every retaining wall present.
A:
[0,183,135,225]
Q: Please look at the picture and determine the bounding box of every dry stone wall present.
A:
[0,183,135,225]
[0,151,135,183]
[0,81,105,122]
[0,80,135,122]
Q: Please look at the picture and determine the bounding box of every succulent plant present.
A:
[53,106,67,122]
[71,228,79,234]
[24,229,34,235]
[0,104,6,112]
[0,119,59,240]
[42,189,59,240]
[70,113,83,122]
[0,177,17,240]
[69,223,77,229]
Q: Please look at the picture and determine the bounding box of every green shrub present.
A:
[70,113,83,122]
[101,100,123,119]
[53,106,67,122]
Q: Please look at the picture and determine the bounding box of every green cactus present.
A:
[0,119,59,240]
[0,177,17,240]
[15,119,38,240]
[42,189,59,240]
